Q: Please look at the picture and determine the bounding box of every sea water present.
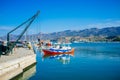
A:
[15,42,120,80]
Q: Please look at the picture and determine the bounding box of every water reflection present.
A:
[11,64,36,80]
[43,54,74,64]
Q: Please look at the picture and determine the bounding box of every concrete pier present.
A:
[0,48,36,80]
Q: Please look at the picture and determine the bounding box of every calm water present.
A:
[16,43,120,80]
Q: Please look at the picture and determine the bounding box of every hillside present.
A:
[0,26,120,41]
[39,26,120,40]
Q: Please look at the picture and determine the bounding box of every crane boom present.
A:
[7,11,40,53]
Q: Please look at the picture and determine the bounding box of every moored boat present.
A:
[42,43,74,55]
[42,48,74,55]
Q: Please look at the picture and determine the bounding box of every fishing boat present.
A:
[42,43,74,55]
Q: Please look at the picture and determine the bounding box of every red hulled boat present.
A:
[42,48,74,56]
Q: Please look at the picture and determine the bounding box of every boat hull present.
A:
[42,48,74,56]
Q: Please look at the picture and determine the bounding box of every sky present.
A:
[0,0,120,36]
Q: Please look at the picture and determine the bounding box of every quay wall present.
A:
[0,54,36,80]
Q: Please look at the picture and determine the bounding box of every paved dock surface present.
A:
[0,48,35,63]
[0,47,36,80]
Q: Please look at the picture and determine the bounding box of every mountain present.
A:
[0,26,120,40]
[39,26,120,40]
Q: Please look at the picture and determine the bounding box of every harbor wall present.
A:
[0,54,36,80]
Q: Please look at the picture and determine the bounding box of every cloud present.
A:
[0,26,13,31]
[104,19,113,21]
[0,26,13,36]
[115,20,120,23]
[0,26,25,36]
[86,20,120,29]
[0,25,30,33]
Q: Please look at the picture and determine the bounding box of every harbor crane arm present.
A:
[7,11,40,53]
